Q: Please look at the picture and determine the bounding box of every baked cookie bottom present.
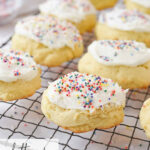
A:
[41,90,124,133]
[12,34,84,67]
[125,0,150,15]
[78,53,150,89]
[140,98,150,139]
[90,0,118,10]
[95,23,150,47]
[73,14,96,34]
[41,14,97,34]
[0,69,41,101]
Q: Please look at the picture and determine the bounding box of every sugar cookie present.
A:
[12,15,83,67]
[41,72,127,133]
[96,9,150,47]
[0,49,41,101]
[78,40,150,89]
[140,98,150,139]
[39,0,96,34]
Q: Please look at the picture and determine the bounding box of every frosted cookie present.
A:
[125,0,150,15]
[90,0,118,10]
[78,40,150,89]
[140,98,150,139]
[41,72,127,133]
[0,49,41,101]
[12,15,84,67]
[96,9,150,47]
[39,0,96,34]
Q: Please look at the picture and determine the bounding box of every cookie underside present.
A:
[125,0,150,15]
[41,90,124,133]
[90,0,118,10]
[12,34,84,67]
[72,14,96,34]
[78,53,150,89]
[95,23,150,48]
[0,69,41,101]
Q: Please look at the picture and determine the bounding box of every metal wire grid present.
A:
[0,32,150,150]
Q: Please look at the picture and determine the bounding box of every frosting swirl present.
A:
[39,0,96,23]
[15,15,83,49]
[0,49,38,82]
[99,9,150,32]
[47,72,127,112]
[88,40,150,66]
[131,0,150,8]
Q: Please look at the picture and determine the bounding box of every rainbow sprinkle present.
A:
[119,10,148,23]
[52,72,121,109]
[16,15,83,49]
[0,50,36,78]
[101,9,149,24]
[98,40,140,62]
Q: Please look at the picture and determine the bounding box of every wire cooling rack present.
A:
[0,31,150,150]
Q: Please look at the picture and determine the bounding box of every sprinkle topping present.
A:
[99,9,150,32]
[0,49,38,82]
[15,15,83,49]
[47,72,127,112]
[88,40,150,66]
[39,0,96,23]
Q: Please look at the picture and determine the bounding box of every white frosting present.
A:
[47,72,127,112]
[131,0,150,8]
[99,9,150,32]
[0,49,38,82]
[88,40,150,67]
[39,0,96,23]
[15,15,83,49]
